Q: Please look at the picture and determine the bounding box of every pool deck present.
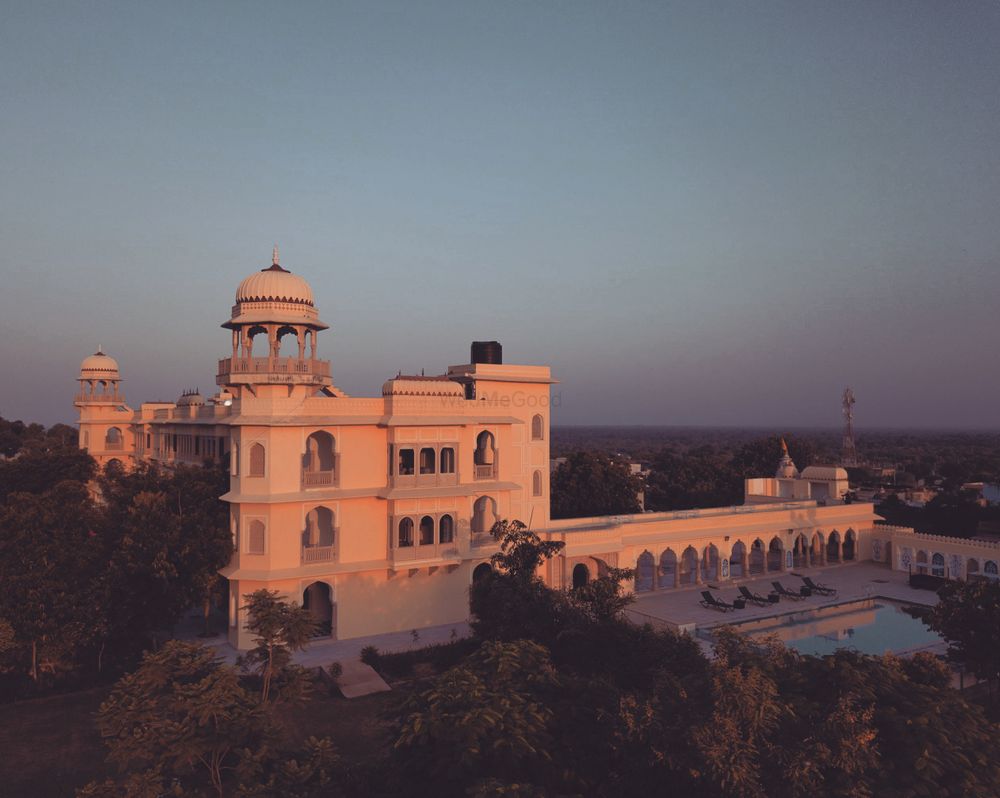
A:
[625,561,939,640]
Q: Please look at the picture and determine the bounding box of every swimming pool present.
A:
[722,598,944,656]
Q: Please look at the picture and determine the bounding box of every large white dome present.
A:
[79,348,120,378]
[236,263,315,307]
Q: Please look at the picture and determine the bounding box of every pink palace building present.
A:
[76,250,928,650]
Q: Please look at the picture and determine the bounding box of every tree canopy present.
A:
[550,451,642,519]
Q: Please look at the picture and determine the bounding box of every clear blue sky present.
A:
[1,2,998,428]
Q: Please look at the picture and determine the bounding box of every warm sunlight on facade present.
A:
[75,250,979,650]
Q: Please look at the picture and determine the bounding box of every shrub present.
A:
[359,645,381,670]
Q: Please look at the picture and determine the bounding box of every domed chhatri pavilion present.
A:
[76,250,959,650]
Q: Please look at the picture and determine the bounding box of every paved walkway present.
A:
[187,620,472,669]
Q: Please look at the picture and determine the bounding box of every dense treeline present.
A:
[382,524,1000,797]
[0,415,78,458]
[551,435,818,516]
[83,520,1000,796]
[0,433,231,698]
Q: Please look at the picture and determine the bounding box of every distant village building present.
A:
[76,251,995,648]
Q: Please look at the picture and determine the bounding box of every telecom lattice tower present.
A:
[841,387,858,466]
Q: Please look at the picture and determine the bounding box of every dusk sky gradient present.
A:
[1,2,998,428]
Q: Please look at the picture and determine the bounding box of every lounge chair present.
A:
[771,581,805,601]
[738,585,770,606]
[801,576,837,596]
[699,590,734,612]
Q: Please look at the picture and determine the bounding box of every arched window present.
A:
[419,448,436,475]
[398,518,414,548]
[105,427,123,449]
[247,520,265,554]
[572,563,590,589]
[398,448,415,476]
[985,561,998,579]
[303,431,335,486]
[303,506,335,548]
[419,515,435,546]
[231,442,239,476]
[931,553,945,577]
[967,558,980,577]
[249,443,265,477]
[440,447,455,474]
[531,414,544,441]
[474,431,495,464]
[916,550,928,574]
[532,470,542,497]
[472,496,497,535]
[439,514,455,544]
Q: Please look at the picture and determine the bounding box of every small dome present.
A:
[79,348,119,378]
[236,263,314,307]
[177,390,205,407]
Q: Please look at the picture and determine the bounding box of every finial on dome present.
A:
[272,244,279,266]
[780,437,789,455]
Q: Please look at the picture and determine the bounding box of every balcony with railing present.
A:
[390,541,462,566]
[217,356,332,386]
[474,464,497,480]
[104,440,124,451]
[75,392,125,404]
[301,545,336,564]
[302,469,336,488]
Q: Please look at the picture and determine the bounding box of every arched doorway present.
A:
[701,544,720,582]
[811,532,825,565]
[748,539,765,575]
[767,537,784,572]
[659,549,678,589]
[303,582,334,639]
[792,534,809,568]
[843,529,856,561]
[730,541,746,578]
[635,551,655,592]
[827,531,842,563]
[680,546,698,585]
[931,553,945,577]
[572,563,590,589]
[915,550,928,574]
